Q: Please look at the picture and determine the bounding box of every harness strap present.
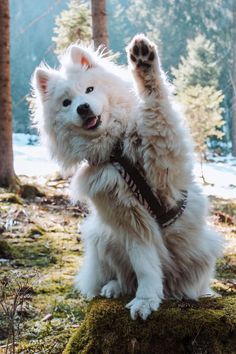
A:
[110,143,187,228]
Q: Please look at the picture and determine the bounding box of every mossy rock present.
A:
[0,240,13,258]
[20,184,45,199]
[63,296,236,354]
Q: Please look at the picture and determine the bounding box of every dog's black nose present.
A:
[77,103,90,116]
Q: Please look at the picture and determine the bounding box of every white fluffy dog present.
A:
[32,35,222,320]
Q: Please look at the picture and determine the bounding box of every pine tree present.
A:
[172,34,220,91]
[172,34,224,157]
[177,85,224,156]
[52,0,91,55]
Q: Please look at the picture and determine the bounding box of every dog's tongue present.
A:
[85,116,98,129]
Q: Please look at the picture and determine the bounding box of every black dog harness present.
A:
[110,142,188,228]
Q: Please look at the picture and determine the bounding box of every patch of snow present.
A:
[13,133,39,146]
[13,134,236,200]
[194,160,236,200]
[206,153,236,166]
[13,133,59,176]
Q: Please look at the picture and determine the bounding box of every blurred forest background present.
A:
[0,1,235,353]
[10,0,236,158]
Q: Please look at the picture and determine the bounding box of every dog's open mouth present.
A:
[83,115,101,130]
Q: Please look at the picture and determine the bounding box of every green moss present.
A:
[27,224,45,238]
[63,296,236,354]
[0,315,9,341]
[210,196,236,218]
[36,280,70,295]
[17,331,73,353]
[0,240,13,258]
[0,192,22,204]
[53,299,85,321]
[20,184,45,199]
[216,255,236,280]
[11,240,56,267]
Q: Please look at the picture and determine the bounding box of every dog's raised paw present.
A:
[127,35,156,70]
[126,296,161,320]
[100,280,121,299]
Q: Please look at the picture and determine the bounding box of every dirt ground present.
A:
[0,174,235,354]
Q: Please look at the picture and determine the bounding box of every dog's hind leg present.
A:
[100,280,122,299]
[100,236,138,299]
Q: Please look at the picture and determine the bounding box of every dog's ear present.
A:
[70,46,96,69]
[34,68,51,97]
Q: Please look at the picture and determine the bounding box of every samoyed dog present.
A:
[32,35,222,320]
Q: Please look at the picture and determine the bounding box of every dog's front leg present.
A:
[74,214,114,299]
[126,34,186,192]
[126,241,163,320]
[127,34,164,98]
[74,237,105,299]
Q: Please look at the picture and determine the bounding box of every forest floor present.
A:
[0,174,235,354]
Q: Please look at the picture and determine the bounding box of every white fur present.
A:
[32,35,223,320]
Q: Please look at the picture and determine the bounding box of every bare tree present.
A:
[91,0,109,49]
[0,0,17,188]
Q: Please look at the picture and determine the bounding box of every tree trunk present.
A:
[232,0,236,156]
[91,0,109,50]
[0,0,17,187]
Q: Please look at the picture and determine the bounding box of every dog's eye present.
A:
[62,99,72,107]
[85,87,94,94]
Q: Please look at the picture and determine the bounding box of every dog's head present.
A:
[32,45,136,168]
[33,46,134,138]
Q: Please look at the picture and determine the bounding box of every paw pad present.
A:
[129,36,156,70]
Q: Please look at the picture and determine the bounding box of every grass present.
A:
[0,176,235,353]
[0,176,87,353]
